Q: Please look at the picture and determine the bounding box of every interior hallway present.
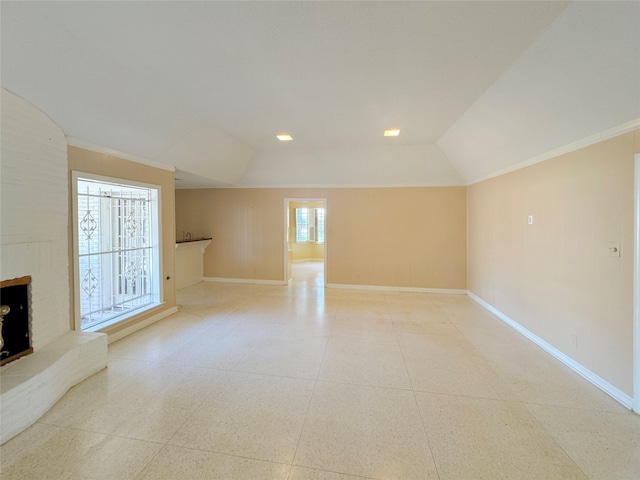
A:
[1,262,638,479]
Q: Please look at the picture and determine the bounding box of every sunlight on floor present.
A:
[2,267,639,479]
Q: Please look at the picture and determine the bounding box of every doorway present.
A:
[284,198,327,288]
[634,153,640,413]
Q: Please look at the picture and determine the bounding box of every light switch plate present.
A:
[607,243,620,257]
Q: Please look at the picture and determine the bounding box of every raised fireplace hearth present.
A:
[0,272,108,446]
[0,276,33,366]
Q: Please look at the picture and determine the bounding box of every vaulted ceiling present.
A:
[2,1,638,188]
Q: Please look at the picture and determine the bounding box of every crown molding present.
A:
[66,137,176,172]
[469,118,640,185]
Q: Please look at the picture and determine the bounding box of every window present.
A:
[295,208,309,242]
[295,207,325,243]
[316,208,325,243]
[73,173,162,331]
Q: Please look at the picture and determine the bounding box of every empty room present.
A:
[1,1,639,479]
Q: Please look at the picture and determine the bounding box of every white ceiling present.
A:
[1,1,638,188]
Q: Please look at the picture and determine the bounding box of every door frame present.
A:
[633,153,640,413]
[283,198,327,285]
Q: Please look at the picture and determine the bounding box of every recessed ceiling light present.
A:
[384,129,401,137]
[276,134,293,141]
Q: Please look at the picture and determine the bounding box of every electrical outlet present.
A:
[571,335,578,348]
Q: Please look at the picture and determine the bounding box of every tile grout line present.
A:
[135,442,296,479]
[287,324,332,476]
[131,363,237,478]
[410,303,592,480]
[518,403,593,480]
[396,314,442,480]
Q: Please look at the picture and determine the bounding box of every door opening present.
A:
[284,198,327,288]
[633,153,640,413]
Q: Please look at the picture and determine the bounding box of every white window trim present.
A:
[72,171,164,332]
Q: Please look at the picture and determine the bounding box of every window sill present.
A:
[82,302,164,334]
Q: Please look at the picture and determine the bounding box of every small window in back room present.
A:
[296,207,309,242]
[295,207,325,243]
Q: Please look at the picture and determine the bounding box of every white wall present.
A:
[0,88,70,348]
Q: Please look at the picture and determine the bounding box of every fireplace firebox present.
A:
[0,276,33,366]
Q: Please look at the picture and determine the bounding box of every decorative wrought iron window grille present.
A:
[74,173,161,330]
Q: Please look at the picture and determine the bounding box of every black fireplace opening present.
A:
[0,277,33,366]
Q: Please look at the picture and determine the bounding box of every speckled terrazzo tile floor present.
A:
[1,262,638,480]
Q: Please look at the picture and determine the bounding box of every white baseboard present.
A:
[204,277,288,286]
[326,283,467,294]
[292,258,324,263]
[467,291,634,410]
[106,306,179,344]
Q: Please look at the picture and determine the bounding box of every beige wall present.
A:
[468,130,639,396]
[175,187,467,289]
[68,146,176,336]
[288,201,325,261]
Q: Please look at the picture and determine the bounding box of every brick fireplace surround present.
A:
[0,89,107,444]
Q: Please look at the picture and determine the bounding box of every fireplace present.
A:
[0,276,33,366]
[0,88,109,445]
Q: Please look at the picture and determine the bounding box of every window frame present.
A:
[295,207,309,243]
[72,171,164,332]
[316,207,325,244]
[295,207,325,244]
